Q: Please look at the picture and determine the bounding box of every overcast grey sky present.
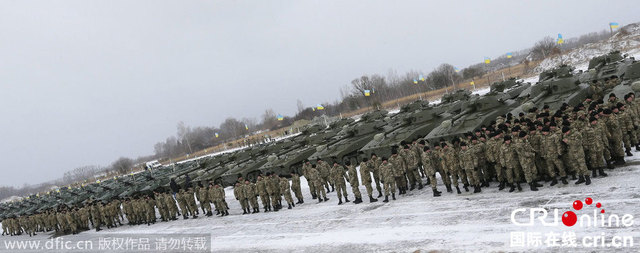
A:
[0,0,638,186]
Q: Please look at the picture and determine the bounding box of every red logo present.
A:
[562,197,604,227]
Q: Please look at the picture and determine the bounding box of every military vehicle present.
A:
[308,110,387,165]
[425,79,530,142]
[359,90,472,159]
[510,65,590,116]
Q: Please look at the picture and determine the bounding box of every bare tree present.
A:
[530,36,557,61]
[296,99,304,113]
[111,157,133,174]
[261,109,278,130]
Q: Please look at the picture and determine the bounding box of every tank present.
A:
[359,93,471,159]
[307,110,388,165]
[511,64,590,116]
[426,79,530,141]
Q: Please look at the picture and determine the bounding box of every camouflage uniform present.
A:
[459,147,479,186]
[291,173,304,203]
[368,156,383,195]
[400,147,422,188]
[330,164,348,201]
[514,137,536,184]
[421,150,438,190]
[198,187,211,215]
[302,162,316,197]
[389,154,406,191]
[233,183,248,212]
[604,113,625,158]
[379,161,396,197]
[317,161,332,191]
[583,123,606,169]
[359,161,375,198]
[441,146,462,187]
[541,131,567,178]
[244,181,259,212]
[346,164,362,200]
[256,177,271,211]
[499,141,521,184]
[279,178,294,208]
[307,166,327,200]
[564,130,590,177]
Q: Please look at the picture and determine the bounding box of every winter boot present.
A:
[592,169,598,178]
[509,184,516,192]
[324,197,329,202]
[575,176,586,184]
[529,183,539,191]
[463,184,469,192]
[585,175,591,185]
[499,181,505,190]
[318,198,323,203]
[369,196,378,203]
[606,160,614,169]
[473,185,481,193]
[516,183,522,191]
[598,167,608,177]
[331,185,335,192]
[446,185,453,193]
[561,177,569,185]
[338,199,343,205]
[433,189,441,197]
[292,203,295,207]
[345,197,350,203]
[636,144,640,151]
[626,148,633,157]
[312,194,317,199]
[392,192,396,200]
[383,196,389,203]
[354,197,362,204]
[426,177,431,186]
[550,178,558,186]
[288,204,292,209]
[242,209,247,215]
[534,181,543,187]
[418,183,424,190]
[456,186,462,194]
[377,190,383,198]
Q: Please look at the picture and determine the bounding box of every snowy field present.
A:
[3,149,640,252]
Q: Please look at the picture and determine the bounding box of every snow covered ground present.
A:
[3,150,640,252]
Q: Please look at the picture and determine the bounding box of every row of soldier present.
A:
[4,92,640,236]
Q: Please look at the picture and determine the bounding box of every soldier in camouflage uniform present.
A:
[421,146,441,197]
[198,185,212,216]
[176,189,191,219]
[90,202,102,231]
[459,142,480,193]
[583,117,608,178]
[602,109,626,164]
[290,172,304,204]
[369,154,383,197]
[234,182,249,214]
[279,177,295,209]
[541,126,568,185]
[401,144,423,190]
[244,180,259,214]
[186,187,199,217]
[389,150,407,195]
[359,158,378,202]
[441,142,464,194]
[379,157,396,202]
[210,184,228,216]
[345,161,363,204]
[308,165,328,202]
[330,160,350,204]
[562,126,591,185]
[499,136,522,192]
[514,131,540,191]
[302,160,317,199]
[317,159,333,192]
[256,176,271,212]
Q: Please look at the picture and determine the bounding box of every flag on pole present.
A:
[506,52,513,58]
[610,22,619,29]
[484,57,491,64]
[364,90,371,96]
[557,33,564,44]
[312,107,316,111]
[454,67,460,73]
[215,132,219,138]
[419,75,425,81]
[245,124,249,130]
[277,114,284,121]
[316,104,325,110]
[470,81,475,86]
[413,79,418,84]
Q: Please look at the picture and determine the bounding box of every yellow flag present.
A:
[470,81,475,86]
